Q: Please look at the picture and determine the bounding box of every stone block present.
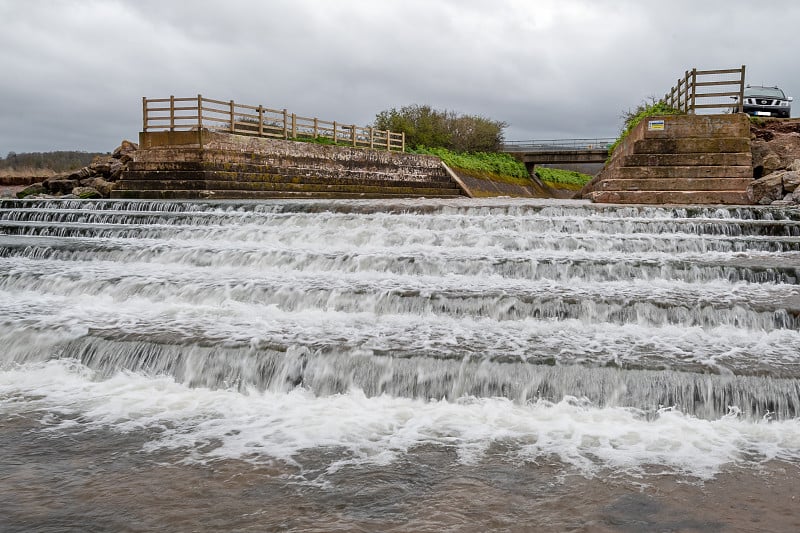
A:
[597,178,752,192]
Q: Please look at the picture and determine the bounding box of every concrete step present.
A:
[588,190,750,205]
[121,171,456,188]
[111,189,463,200]
[595,177,752,192]
[612,165,753,179]
[122,167,454,186]
[633,137,751,154]
[621,152,752,167]
[640,114,750,139]
[114,179,463,196]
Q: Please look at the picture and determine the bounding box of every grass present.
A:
[534,167,593,189]
[411,146,532,185]
[608,100,683,157]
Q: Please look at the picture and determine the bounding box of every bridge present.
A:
[502,138,614,174]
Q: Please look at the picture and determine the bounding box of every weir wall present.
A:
[583,114,753,204]
[112,130,465,200]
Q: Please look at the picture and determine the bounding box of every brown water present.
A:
[2,411,798,533]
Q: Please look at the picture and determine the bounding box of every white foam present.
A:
[1,360,798,480]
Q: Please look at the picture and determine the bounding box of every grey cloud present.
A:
[1,0,799,153]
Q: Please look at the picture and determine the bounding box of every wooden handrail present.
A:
[142,94,406,152]
[661,65,746,114]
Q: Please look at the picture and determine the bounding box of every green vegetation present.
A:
[534,167,593,189]
[1,151,105,173]
[413,146,531,184]
[374,104,507,153]
[608,99,683,156]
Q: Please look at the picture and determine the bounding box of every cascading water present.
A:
[1,197,800,531]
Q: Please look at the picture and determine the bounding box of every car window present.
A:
[744,87,786,98]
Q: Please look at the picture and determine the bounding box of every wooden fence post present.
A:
[291,113,297,138]
[229,100,235,132]
[369,127,374,149]
[333,121,337,144]
[386,130,391,150]
[738,64,746,113]
[401,132,405,152]
[351,125,356,147]
[142,97,147,132]
[283,109,288,139]
[313,118,318,139]
[258,105,264,136]
[169,95,175,131]
[197,94,203,131]
[690,68,697,114]
[683,71,690,112]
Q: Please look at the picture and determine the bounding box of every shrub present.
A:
[608,99,683,156]
[374,104,507,152]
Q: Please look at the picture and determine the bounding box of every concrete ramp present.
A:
[583,114,753,204]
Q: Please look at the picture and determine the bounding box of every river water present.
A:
[1,198,799,532]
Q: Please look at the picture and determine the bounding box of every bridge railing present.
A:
[142,95,405,151]
[662,66,746,114]
[502,138,615,152]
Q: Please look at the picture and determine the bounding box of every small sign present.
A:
[648,120,665,131]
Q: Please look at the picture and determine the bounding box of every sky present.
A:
[1,0,799,154]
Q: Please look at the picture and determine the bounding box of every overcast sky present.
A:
[1,0,798,154]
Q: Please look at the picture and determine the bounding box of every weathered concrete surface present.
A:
[584,114,753,205]
[444,165,562,198]
[114,130,465,199]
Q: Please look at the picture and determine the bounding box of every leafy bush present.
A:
[608,99,683,155]
[374,104,507,153]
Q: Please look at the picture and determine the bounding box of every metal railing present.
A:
[502,138,615,152]
[662,66,746,114]
[142,95,405,151]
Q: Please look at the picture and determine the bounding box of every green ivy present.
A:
[608,100,683,156]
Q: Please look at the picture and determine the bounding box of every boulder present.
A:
[43,178,79,194]
[79,177,115,197]
[68,167,92,180]
[782,171,800,193]
[747,173,784,205]
[72,186,103,199]
[17,182,46,198]
[108,160,124,180]
[113,140,138,163]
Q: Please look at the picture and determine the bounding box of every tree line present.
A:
[1,151,105,173]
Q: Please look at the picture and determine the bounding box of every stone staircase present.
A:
[585,114,753,204]
[112,131,465,200]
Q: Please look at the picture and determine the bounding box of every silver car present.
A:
[739,85,792,118]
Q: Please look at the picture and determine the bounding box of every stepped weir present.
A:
[1,198,799,420]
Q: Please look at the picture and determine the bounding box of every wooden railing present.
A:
[662,66,746,114]
[142,95,405,151]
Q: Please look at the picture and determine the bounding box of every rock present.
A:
[113,140,138,163]
[747,173,784,205]
[44,178,79,194]
[79,177,115,197]
[89,158,112,175]
[72,186,103,199]
[770,199,794,206]
[782,171,800,193]
[68,167,92,180]
[791,159,800,172]
[17,183,46,198]
[108,160,124,180]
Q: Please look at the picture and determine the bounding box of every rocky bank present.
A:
[747,119,800,205]
[13,141,138,199]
